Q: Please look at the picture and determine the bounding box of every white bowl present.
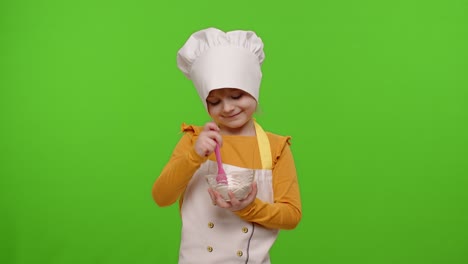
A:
[205,170,255,201]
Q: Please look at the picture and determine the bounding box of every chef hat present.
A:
[177,27,265,109]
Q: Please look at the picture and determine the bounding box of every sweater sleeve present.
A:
[152,126,207,207]
[234,138,302,230]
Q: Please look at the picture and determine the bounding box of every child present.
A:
[152,27,302,264]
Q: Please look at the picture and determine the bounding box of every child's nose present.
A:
[222,101,235,112]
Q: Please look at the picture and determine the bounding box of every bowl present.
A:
[205,170,256,201]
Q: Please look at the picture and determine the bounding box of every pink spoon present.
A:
[214,143,228,184]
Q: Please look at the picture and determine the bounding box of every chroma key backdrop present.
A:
[1,0,467,263]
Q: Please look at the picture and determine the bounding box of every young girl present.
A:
[152,27,302,263]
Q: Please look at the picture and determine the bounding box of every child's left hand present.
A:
[208,182,258,212]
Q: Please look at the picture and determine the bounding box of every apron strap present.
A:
[254,121,272,170]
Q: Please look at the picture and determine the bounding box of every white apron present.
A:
[178,122,278,264]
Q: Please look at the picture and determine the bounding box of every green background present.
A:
[1,0,467,263]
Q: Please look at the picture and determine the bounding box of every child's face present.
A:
[206,88,257,133]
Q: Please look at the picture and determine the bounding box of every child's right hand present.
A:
[194,122,223,157]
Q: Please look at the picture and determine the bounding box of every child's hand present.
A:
[208,182,258,212]
[194,122,223,157]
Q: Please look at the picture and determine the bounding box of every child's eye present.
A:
[207,100,220,106]
[231,94,243,99]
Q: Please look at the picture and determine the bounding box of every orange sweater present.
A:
[152,124,302,230]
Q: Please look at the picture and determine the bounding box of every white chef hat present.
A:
[177,27,265,109]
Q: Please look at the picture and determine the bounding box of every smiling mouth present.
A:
[224,112,241,118]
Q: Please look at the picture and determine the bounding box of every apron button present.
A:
[237,250,243,257]
[242,227,248,233]
[207,246,213,252]
[208,222,214,228]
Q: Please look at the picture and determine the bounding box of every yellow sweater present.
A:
[152,123,302,230]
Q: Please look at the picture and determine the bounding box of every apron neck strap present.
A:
[254,121,272,170]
